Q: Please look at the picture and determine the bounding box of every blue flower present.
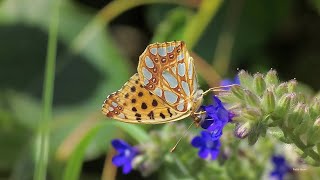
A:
[111,139,138,174]
[200,96,233,140]
[270,155,292,180]
[220,76,240,90]
[191,131,221,160]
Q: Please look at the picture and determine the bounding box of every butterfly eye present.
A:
[154,58,159,62]
[118,106,123,110]
[177,48,181,53]
[169,54,174,59]
[161,58,166,63]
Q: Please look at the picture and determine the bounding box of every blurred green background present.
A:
[0,0,320,179]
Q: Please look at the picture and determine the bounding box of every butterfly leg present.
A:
[192,111,207,127]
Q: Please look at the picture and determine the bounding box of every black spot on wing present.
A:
[167,108,173,117]
[160,113,165,119]
[147,111,155,120]
[152,99,158,107]
[141,102,148,109]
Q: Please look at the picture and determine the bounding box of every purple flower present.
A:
[111,139,138,174]
[191,131,221,160]
[200,96,233,140]
[220,76,240,90]
[270,155,292,180]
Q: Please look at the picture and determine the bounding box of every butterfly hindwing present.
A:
[137,41,198,113]
[102,73,191,124]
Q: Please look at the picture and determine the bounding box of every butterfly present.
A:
[102,41,208,124]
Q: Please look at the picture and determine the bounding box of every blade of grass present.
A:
[62,121,150,180]
[71,0,199,53]
[212,0,244,76]
[33,0,61,179]
[62,122,107,180]
[184,0,223,49]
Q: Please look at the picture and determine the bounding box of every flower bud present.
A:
[232,108,261,123]
[293,116,310,136]
[231,85,245,100]
[132,155,145,168]
[275,93,295,117]
[275,82,288,98]
[265,69,279,87]
[310,98,320,120]
[261,89,276,113]
[296,93,306,104]
[247,122,266,145]
[307,118,320,145]
[238,70,253,90]
[244,89,260,107]
[287,79,297,93]
[287,103,306,128]
[218,92,238,104]
[253,73,266,96]
[235,122,251,139]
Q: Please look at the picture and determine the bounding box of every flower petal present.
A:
[112,154,127,166]
[212,96,224,108]
[210,128,223,140]
[200,119,215,129]
[200,131,211,140]
[272,155,285,165]
[203,105,216,113]
[210,149,220,160]
[112,139,130,152]
[198,148,209,159]
[122,161,133,174]
[191,136,204,147]
[216,108,229,123]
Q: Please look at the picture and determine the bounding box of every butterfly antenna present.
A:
[170,121,195,153]
[202,84,239,95]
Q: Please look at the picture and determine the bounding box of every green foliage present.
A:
[0,0,320,179]
[220,70,320,165]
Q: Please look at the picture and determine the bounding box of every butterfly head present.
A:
[189,89,204,113]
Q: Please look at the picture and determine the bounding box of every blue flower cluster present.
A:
[111,139,138,174]
[270,155,292,180]
[191,96,233,160]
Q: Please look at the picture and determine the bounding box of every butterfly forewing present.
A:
[137,41,198,113]
[102,73,191,124]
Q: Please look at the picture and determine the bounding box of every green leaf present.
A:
[63,122,110,180]
[62,120,150,180]
[112,121,151,143]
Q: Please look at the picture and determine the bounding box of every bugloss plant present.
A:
[219,69,320,166]
[111,69,320,179]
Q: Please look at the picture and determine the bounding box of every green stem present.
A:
[71,0,198,53]
[212,0,244,76]
[33,0,61,179]
[183,0,223,49]
[281,125,320,163]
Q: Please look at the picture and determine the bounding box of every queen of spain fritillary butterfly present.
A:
[101,41,206,124]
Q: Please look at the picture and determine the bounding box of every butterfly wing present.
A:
[137,41,199,113]
[102,73,191,124]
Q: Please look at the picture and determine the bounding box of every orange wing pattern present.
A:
[102,73,191,124]
[137,41,199,112]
